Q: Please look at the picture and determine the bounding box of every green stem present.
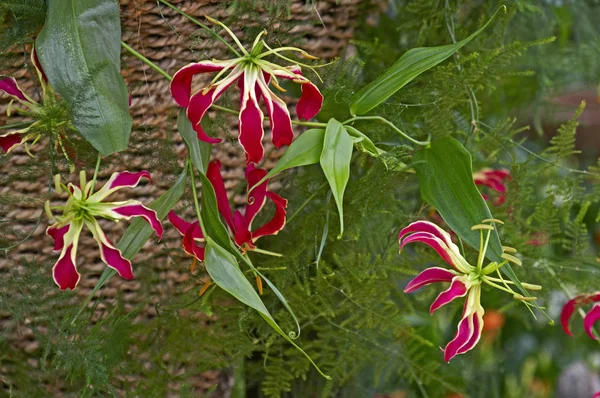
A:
[287,181,328,225]
[89,153,102,194]
[292,120,327,128]
[0,121,33,130]
[250,247,283,257]
[156,0,242,57]
[342,116,430,146]
[121,41,172,81]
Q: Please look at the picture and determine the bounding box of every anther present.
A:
[471,224,494,231]
[190,257,197,273]
[501,253,522,266]
[521,282,542,291]
[513,294,537,302]
[44,200,54,221]
[502,246,517,254]
[482,218,504,224]
[256,275,263,295]
[199,280,212,296]
[54,174,62,194]
[301,52,319,60]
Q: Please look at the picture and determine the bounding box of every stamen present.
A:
[292,79,307,84]
[269,76,286,92]
[471,224,494,231]
[260,41,324,82]
[54,174,63,194]
[79,170,87,192]
[482,218,504,224]
[252,29,268,50]
[502,246,517,254]
[256,275,263,295]
[205,16,249,55]
[501,253,522,266]
[199,280,212,296]
[521,282,542,291]
[513,294,537,302]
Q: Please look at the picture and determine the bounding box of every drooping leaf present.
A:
[251,128,325,191]
[320,118,353,238]
[81,168,187,307]
[204,239,330,379]
[349,6,505,116]
[345,125,382,157]
[178,108,211,175]
[413,137,549,317]
[36,0,132,155]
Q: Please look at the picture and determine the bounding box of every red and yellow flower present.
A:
[170,18,323,164]
[561,292,600,339]
[46,170,163,290]
[473,168,511,205]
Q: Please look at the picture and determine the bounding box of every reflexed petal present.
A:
[88,170,152,202]
[0,76,30,103]
[251,191,288,241]
[399,220,453,247]
[168,211,193,236]
[186,66,243,144]
[111,202,163,239]
[183,222,205,261]
[256,74,293,148]
[86,219,134,280]
[584,304,600,340]
[31,47,48,83]
[206,160,235,231]
[399,232,457,269]
[233,210,253,248]
[47,223,71,251]
[243,164,268,225]
[0,131,27,153]
[443,313,473,362]
[170,61,227,107]
[296,81,323,121]
[430,277,468,314]
[404,267,456,293]
[456,312,483,355]
[51,220,84,290]
[560,296,579,336]
[238,69,265,164]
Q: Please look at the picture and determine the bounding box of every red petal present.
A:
[52,244,80,290]
[207,160,235,231]
[561,296,579,336]
[297,81,323,120]
[168,211,193,236]
[256,77,293,148]
[443,313,474,362]
[456,312,483,355]
[0,132,25,153]
[112,204,163,239]
[32,47,48,83]
[400,232,457,269]
[399,220,453,247]
[238,73,265,164]
[404,267,455,293]
[243,164,268,225]
[187,87,223,144]
[430,278,468,314]
[183,222,205,261]
[233,210,253,248]
[89,170,152,201]
[100,241,134,280]
[170,62,225,107]
[584,304,600,340]
[251,192,288,241]
[47,224,71,252]
[0,77,29,102]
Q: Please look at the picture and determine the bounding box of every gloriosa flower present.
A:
[46,170,163,290]
[170,18,323,164]
[561,292,600,339]
[399,219,541,362]
[473,168,511,205]
[169,159,287,268]
[0,48,72,159]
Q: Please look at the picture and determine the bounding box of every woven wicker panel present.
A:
[0,0,366,395]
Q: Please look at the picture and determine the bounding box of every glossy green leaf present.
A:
[178,109,211,175]
[80,168,187,309]
[320,118,353,237]
[36,0,132,155]
[204,239,330,379]
[349,7,505,116]
[413,137,549,317]
[251,128,325,191]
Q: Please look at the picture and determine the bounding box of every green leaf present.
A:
[36,0,132,155]
[204,239,330,379]
[413,137,549,318]
[177,109,211,174]
[345,125,381,157]
[251,128,325,190]
[349,6,505,116]
[320,118,353,238]
[78,168,187,311]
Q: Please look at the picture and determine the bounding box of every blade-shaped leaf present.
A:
[36,0,132,155]
[251,128,325,191]
[80,168,187,309]
[320,118,353,238]
[204,239,330,379]
[349,6,505,116]
[345,125,382,157]
[178,109,211,174]
[413,137,549,317]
